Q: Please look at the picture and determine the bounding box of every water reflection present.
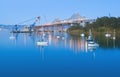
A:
[37,44,46,60]
[113,38,116,48]
[8,31,120,52]
[35,32,99,53]
[2,30,120,77]
[23,33,28,47]
[9,33,18,40]
[36,32,48,46]
[9,33,19,45]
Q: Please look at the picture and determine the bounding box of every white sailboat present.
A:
[36,33,48,46]
[87,29,99,51]
[9,33,15,40]
[36,41,48,46]
[87,39,99,51]
[87,29,93,41]
[36,24,48,46]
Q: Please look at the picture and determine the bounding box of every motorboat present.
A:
[113,37,116,40]
[80,33,85,37]
[105,33,111,37]
[57,35,60,38]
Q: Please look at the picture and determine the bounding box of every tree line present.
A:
[67,16,120,32]
[90,16,120,29]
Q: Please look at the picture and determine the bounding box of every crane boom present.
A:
[12,16,40,33]
[29,16,40,32]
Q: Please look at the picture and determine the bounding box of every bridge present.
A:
[35,14,95,32]
[0,13,95,33]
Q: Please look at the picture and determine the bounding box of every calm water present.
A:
[0,29,120,77]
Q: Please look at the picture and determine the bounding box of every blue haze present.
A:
[0,0,120,24]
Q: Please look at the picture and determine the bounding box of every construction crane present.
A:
[29,16,40,32]
[11,16,40,33]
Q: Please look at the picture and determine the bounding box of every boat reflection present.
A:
[37,44,46,61]
[86,29,99,52]
[44,32,99,53]
[9,33,16,40]
[87,40,99,52]
[9,33,19,43]
[36,32,48,47]
[87,45,99,52]
[9,31,120,53]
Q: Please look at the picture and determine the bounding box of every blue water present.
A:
[0,30,120,77]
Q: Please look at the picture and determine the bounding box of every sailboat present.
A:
[87,29,93,41]
[36,26,48,46]
[9,33,15,40]
[87,29,99,50]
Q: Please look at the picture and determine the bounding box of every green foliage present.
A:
[67,24,83,32]
[67,16,120,33]
[90,16,120,29]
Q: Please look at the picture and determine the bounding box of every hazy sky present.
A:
[0,0,120,24]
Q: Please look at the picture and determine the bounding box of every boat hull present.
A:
[36,41,48,46]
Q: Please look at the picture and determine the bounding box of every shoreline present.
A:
[67,29,120,36]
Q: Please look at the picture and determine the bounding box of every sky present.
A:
[0,0,120,25]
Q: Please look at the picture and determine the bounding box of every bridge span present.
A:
[35,18,95,32]
[5,14,95,33]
